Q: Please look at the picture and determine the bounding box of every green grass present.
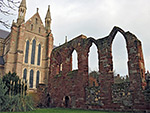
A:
[1,108,131,113]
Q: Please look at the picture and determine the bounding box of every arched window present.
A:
[36,71,40,88]
[29,70,34,88]
[25,40,29,63]
[23,68,27,81]
[31,39,36,64]
[112,33,128,77]
[89,43,98,72]
[47,20,50,25]
[39,27,41,33]
[31,24,33,31]
[37,44,41,65]
[72,50,78,70]
[36,18,38,24]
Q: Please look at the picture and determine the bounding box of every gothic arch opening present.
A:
[88,43,98,72]
[31,39,36,64]
[65,96,69,108]
[24,40,29,63]
[29,69,34,88]
[55,52,62,75]
[36,71,40,88]
[112,32,129,82]
[72,50,78,70]
[23,68,27,81]
[37,44,41,65]
[88,43,99,87]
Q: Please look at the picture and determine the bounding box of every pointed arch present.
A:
[55,51,62,74]
[36,71,40,88]
[36,18,38,24]
[88,43,98,72]
[112,32,128,77]
[23,68,27,81]
[24,40,29,63]
[72,50,78,70]
[29,69,34,88]
[31,39,36,64]
[37,44,41,65]
[31,24,33,31]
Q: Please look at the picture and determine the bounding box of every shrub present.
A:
[0,72,34,112]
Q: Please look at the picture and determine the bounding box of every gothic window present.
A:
[39,27,41,33]
[25,40,29,63]
[22,9,24,13]
[31,39,36,64]
[47,20,50,25]
[72,50,78,70]
[31,24,33,31]
[29,70,34,88]
[23,68,27,81]
[37,44,41,65]
[36,18,38,24]
[36,71,40,88]
[20,8,24,16]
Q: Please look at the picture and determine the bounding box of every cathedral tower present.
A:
[17,0,27,25]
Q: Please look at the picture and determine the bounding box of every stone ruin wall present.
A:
[48,26,150,112]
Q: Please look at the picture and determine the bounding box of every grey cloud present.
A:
[1,0,150,74]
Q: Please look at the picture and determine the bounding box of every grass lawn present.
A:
[1,108,131,113]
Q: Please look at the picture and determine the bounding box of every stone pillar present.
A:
[97,37,114,108]
[78,49,89,87]
[4,24,19,74]
[45,33,53,83]
[15,25,25,78]
[125,32,146,108]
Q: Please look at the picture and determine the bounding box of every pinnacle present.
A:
[45,5,51,19]
[19,0,27,9]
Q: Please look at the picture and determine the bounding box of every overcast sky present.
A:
[1,0,150,76]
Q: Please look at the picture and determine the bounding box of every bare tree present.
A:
[0,0,20,28]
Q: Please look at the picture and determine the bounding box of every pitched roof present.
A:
[25,11,44,27]
[0,56,4,65]
[0,29,10,39]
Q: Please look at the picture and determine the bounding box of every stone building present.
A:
[48,27,150,112]
[0,0,54,89]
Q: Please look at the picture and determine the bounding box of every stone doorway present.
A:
[65,96,69,107]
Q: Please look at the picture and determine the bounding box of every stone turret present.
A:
[45,5,51,33]
[17,0,27,25]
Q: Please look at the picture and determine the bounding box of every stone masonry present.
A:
[0,0,54,89]
[48,26,150,112]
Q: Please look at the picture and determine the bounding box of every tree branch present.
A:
[0,0,20,28]
[0,19,10,28]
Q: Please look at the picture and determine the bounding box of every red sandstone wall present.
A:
[48,26,150,112]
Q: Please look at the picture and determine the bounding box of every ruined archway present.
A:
[48,27,147,111]
[72,50,78,70]
[88,40,99,87]
[65,96,69,107]
[89,43,99,72]
[112,32,129,82]
[55,51,63,75]
[109,27,145,88]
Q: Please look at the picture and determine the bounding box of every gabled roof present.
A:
[25,11,45,28]
[0,56,4,65]
[0,29,10,39]
[25,11,46,36]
